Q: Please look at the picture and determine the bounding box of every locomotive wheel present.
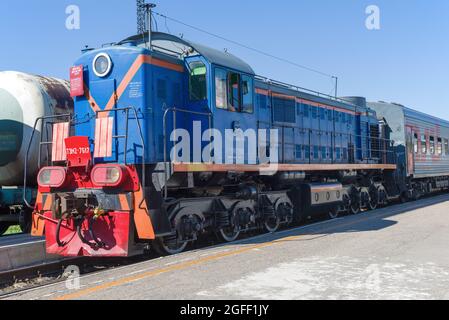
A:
[349,187,361,215]
[328,208,339,220]
[154,207,205,256]
[0,222,10,235]
[350,199,361,214]
[217,202,251,242]
[281,202,294,226]
[342,194,351,215]
[217,226,241,242]
[152,236,188,256]
[368,196,378,211]
[368,186,379,211]
[377,186,388,207]
[265,199,293,233]
[264,216,281,233]
[400,192,409,203]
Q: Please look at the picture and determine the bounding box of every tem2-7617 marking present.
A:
[66,147,90,155]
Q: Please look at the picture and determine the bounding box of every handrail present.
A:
[258,120,396,166]
[23,113,72,209]
[255,75,365,111]
[95,107,147,209]
[163,107,213,199]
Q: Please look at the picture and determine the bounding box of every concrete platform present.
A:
[5,193,449,300]
[0,235,61,273]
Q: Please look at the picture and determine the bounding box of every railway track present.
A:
[1,192,449,300]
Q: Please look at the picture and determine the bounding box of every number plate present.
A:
[65,136,92,167]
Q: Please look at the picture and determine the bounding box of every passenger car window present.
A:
[413,133,419,154]
[189,62,207,102]
[445,139,449,156]
[215,68,228,109]
[241,75,254,114]
[421,134,427,154]
[437,138,443,155]
[429,136,435,154]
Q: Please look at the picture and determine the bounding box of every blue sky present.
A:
[1,0,448,118]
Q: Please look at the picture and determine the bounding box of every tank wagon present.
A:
[0,71,73,234]
[26,32,409,257]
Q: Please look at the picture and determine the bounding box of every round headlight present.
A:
[93,53,112,77]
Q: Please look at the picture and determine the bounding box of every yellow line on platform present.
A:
[55,240,278,300]
[55,198,442,300]
[56,220,363,300]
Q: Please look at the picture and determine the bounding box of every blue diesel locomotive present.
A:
[28,32,440,257]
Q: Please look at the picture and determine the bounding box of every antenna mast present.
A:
[136,0,146,34]
[137,1,156,50]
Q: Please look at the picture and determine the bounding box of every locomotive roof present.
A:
[119,33,368,112]
[119,32,255,75]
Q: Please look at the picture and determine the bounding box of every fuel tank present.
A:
[0,71,73,186]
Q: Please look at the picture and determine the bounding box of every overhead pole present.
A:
[332,76,338,98]
[136,0,146,35]
[145,3,157,51]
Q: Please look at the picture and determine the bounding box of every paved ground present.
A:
[4,194,449,300]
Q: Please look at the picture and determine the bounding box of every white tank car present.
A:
[0,71,73,187]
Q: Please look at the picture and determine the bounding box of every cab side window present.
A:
[215,68,228,109]
[241,75,254,114]
[189,62,207,102]
[228,72,241,112]
[215,67,254,113]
